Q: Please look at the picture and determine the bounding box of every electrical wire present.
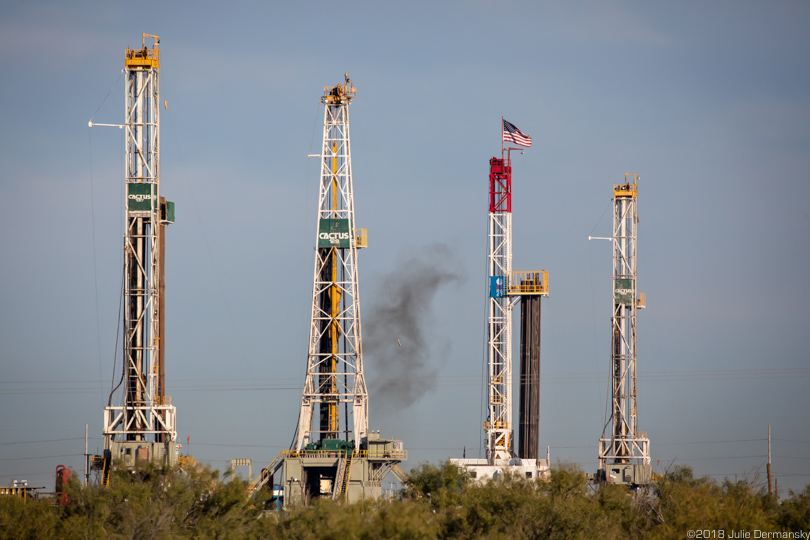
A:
[479,214,490,461]
[675,455,768,462]
[0,454,83,462]
[4,366,810,395]
[587,198,613,433]
[88,71,123,124]
[0,438,85,446]
[288,99,317,452]
[87,71,125,405]
[87,129,104,394]
[164,103,272,425]
[107,264,126,407]
[185,442,286,449]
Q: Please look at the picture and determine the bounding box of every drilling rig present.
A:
[98,34,178,484]
[452,121,549,481]
[595,173,651,487]
[252,76,405,506]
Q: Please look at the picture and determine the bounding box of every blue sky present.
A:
[1,1,809,494]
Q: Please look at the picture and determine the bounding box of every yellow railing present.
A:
[125,34,160,69]
[614,173,639,198]
[364,449,408,460]
[636,292,646,309]
[248,451,286,494]
[323,84,357,99]
[178,455,197,469]
[154,396,172,406]
[0,486,41,499]
[280,449,407,461]
[483,420,510,430]
[125,48,159,69]
[507,271,548,296]
[613,185,637,198]
[354,228,367,248]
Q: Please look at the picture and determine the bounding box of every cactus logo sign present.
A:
[318,219,351,248]
[127,183,154,212]
[614,279,634,304]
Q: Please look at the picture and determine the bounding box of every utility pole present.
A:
[84,424,89,485]
[767,424,773,496]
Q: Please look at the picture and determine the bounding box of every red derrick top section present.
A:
[489,157,511,213]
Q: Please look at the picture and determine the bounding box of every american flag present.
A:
[502,119,532,148]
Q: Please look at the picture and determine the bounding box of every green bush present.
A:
[0,460,807,539]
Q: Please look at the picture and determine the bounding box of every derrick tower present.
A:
[101,34,177,476]
[484,151,549,464]
[252,77,405,507]
[597,173,651,486]
[295,74,368,450]
[452,120,549,480]
[485,154,515,462]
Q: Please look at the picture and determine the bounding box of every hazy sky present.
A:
[2,1,809,494]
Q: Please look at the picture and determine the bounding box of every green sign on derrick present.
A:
[127,183,155,212]
[318,218,351,248]
[614,279,634,304]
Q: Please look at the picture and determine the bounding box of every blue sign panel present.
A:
[489,276,506,298]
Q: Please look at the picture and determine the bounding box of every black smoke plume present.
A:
[364,244,463,410]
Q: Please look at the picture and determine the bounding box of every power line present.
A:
[550,439,768,450]
[0,472,53,479]
[4,366,808,390]
[185,442,285,449]
[657,439,767,446]
[0,454,83,462]
[0,438,85,446]
[675,455,768,462]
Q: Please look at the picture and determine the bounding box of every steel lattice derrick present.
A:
[103,35,176,449]
[598,174,649,472]
[296,76,368,451]
[485,157,513,463]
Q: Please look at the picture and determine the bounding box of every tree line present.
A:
[1,460,807,538]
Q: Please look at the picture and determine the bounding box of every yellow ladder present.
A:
[248,451,285,494]
[338,451,354,499]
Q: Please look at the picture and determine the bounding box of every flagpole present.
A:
[501,116,504,159]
